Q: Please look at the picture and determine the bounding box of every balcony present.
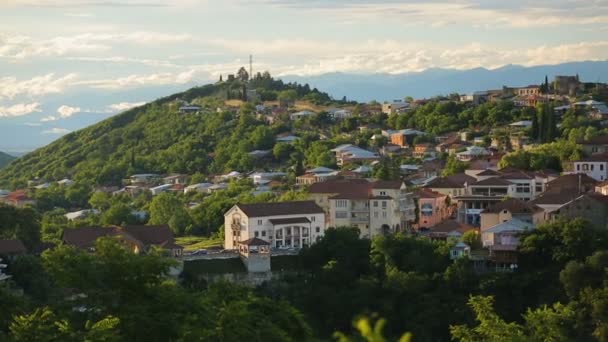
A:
[350,216,369,223]
[231,223,241,231]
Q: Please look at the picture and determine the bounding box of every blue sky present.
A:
[1,0,608,151]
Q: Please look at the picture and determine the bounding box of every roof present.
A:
[122,225,177,246]
[371,195,393,200]
[269,217,311,225]
[576,153,608,162]
[235,201,324,217]
[471,177,513,187]
[545,174,597,193]
[477,169,501,176]
[239,237,271,246]
[579,135,608,145]
[482,198,543,214]
[307,166,335,174]
[530,193,578,206]
[484,218,535,234]
[62,226,119,249]
[372,180,403,189]
[446,173,476,187]
[0,239,27,255]
[425,177,463,189]
[309,179,371,196]
[416,188,445,199]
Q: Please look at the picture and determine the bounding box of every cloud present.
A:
[57,105,81,118]
[0,102,42,117]
[41,116,58,122]
[65,12,93,17]
[0,73,78,99]
[42,127,71,134]
[24,122,42,126]
[107,101,146,112]
[68,56,180,68]
[0,32,195,59]
[78,70,203,89]
[2,0,170,7]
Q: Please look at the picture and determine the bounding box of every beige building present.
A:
[309,179,416,238]
[479,198,545,231]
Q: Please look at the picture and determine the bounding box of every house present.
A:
[224,201,326,250]
[544,173,597,194]
[428,220,476,240]
[1,190,35,207]
[450,242,471,260]
[479,198,544,231]
[509,120,533,129]
[416,188,452,229]
[296,172,338,186]
[62,225,183,257]
[65,209,100,221]
[150,184,173,196]
[331,144,380,166]
[515,86,540,96]
[466,157,501,177]
[554,75,581,96]
[574,100,608,119]
[57,179,75,186]
[308,179,416,237]
[329,108,353,120]
[129,174,160,185]
[456,146,490,162]
[250,172,287,185]
[547,193,608,229]
[179,104,202,114]
[382,129,425,147]
[163,174,188,185]
[184,183,213,194]
[381,100,410,115]
[481,218,535,268]
[578,135,608,155]
[596,181,608,196]
[290,110,316,120]
[423,177,466,198]
[412,143,436,159]
[249,150,272,159]
[571,154,608,181]
[0,239,27,258]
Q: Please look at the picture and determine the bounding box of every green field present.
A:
[175,236,223,252]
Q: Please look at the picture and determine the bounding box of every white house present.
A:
[276,135,299,143]
[57,179,75,186]
[329,108,353,120]
[250,172,287,185]
[381,100,410,115]
[571,154,608,181]
[184,183,213,194]
[224,201,326,250]
[509,120,533,128]
[290,110,316,120]
[481,218,535,248]
[65,209,100,221]
[150,184,173,195]
[331,144,380,166]
[456,146,490,162]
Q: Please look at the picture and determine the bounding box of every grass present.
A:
[175,236,223,252]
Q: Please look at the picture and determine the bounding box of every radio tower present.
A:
[249,55,253,81]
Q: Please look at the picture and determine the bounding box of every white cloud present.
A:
[68,56,180,68]
[42,127,71,134]
[78,69,203,89]
[107,101,146,112]
[41,116,58,122]
[24,122,42,126]
[57,105,81,118]
[0,73,78,100]
[0,31,195,59]
[0,102,42,117]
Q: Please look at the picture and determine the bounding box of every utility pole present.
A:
[249,55,253,82]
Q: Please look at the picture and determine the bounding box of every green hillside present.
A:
[0,151,16,169]
[0,74,337,188]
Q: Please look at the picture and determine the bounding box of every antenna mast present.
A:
[249,55,253,80]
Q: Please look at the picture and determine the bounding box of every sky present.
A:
[1,0,608,151]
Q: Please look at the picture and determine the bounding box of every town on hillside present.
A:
[2,69,608,340]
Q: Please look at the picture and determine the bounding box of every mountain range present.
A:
[0,151,16,169]
[283,60,608,102]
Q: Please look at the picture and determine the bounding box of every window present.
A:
[380,191,386,196]
[577,164,580,171]
[336,200,348,208]
[336,212,348,219]
[262,231,266,237]
[373,201,378,207]
[374,212,379,218]
[591,164,595,171]
[311,216,315,222]
[382,201,387,209]
[257,219,263,225]
[602,164,605,171]
[382,211,387,218]
[316,227,320,233]
[254,231,259,237]
[583,164,589,171]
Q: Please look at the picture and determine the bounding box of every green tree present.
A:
[442,154,468,176]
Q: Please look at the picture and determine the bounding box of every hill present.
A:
[0,75,337,188]
[283,60,608,102]
[0,151,16,169]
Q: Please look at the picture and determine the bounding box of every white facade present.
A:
[224,204,326,250]
[573,160,608,181]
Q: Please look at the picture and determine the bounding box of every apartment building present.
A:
[224,201,326,250]
[309,179,416,238]
[571,154,608,181]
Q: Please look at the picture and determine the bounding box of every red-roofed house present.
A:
[416,189,452,229]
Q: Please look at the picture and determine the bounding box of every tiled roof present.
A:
[477,169,501,176]
[425,177,463,189]
[309,179,371,197]
[471,177,512,186]
[240,237,271,246]
[577,153,608,162]
[62,226,120,249]
[482,198,543,214]
[0,239,27,254]
[236,201,324,217]
[416,188,445,199]
[545,174,597,193]
[372,180,403,189]
[122,225,177,246]
[578,135,608,145]
[446,173,476,186]
[530,193,578,206]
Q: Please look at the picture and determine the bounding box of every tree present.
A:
[237,67,249,82]
[89,191,112,211]
[101,203,133,226]
[149,193,191,235]
[442,154,468,176]
[462,230,481,249]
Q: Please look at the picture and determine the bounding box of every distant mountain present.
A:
[0,151,16,169]
[282,60,608,102]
